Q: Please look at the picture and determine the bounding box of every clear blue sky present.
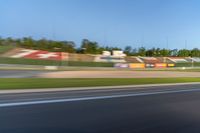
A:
[1,0,200,49]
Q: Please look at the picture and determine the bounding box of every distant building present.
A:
[112,51,126,57]
[94,50,126,62]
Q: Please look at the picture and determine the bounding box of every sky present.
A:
[1,0,200,49]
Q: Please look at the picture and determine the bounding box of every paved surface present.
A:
[39,70,200,78]
[1,84,200,132]
[0,70,52,78]
[1,69,200,78]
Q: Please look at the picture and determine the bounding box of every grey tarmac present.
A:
[1,84,200,132]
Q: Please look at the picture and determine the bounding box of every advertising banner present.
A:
[114,63,129,68]
[129,63,145,68]
[145,64,155,68]
[155,63,167,68]
[167,64,175,67]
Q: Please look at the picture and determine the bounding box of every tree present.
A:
[0,37,2,46]
[96,46,106,54]
[61,41,76,53]
[146,49,154,57]
[191,48,200,57]
[155,48,161,56]
[131,48,138,56]
[138,47,146,56]
[124,46,132,56]
[159,49,171,57]
[146,48,157,57]
[22,37,34,48]
[2,36,200,58]
[178,49,191,57]
[81,39,99,54]
[170,49,178,56]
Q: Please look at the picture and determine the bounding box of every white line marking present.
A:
[1,88,200,108]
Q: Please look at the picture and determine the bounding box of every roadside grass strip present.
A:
[0,78,200,90]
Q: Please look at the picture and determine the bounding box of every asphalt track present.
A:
[39,70,200,78]
[0,70,51,78]
[1,84,200,132]
[1,69,200,78]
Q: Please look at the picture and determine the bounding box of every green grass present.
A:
[175,62,200,67]
[0,57,114,67]
[0,57,61,66]
[0,78,200,90]
[0,45,15,54]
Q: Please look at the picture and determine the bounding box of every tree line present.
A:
[1,37,200,57]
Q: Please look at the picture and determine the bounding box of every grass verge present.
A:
[0,45,15,54]
[0,78,200,90]
[0,57,114,67]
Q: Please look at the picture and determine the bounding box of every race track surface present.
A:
[1,69,200,78]
[0,70,51,78]
[39,70,200,78]
[1,84,200,133]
